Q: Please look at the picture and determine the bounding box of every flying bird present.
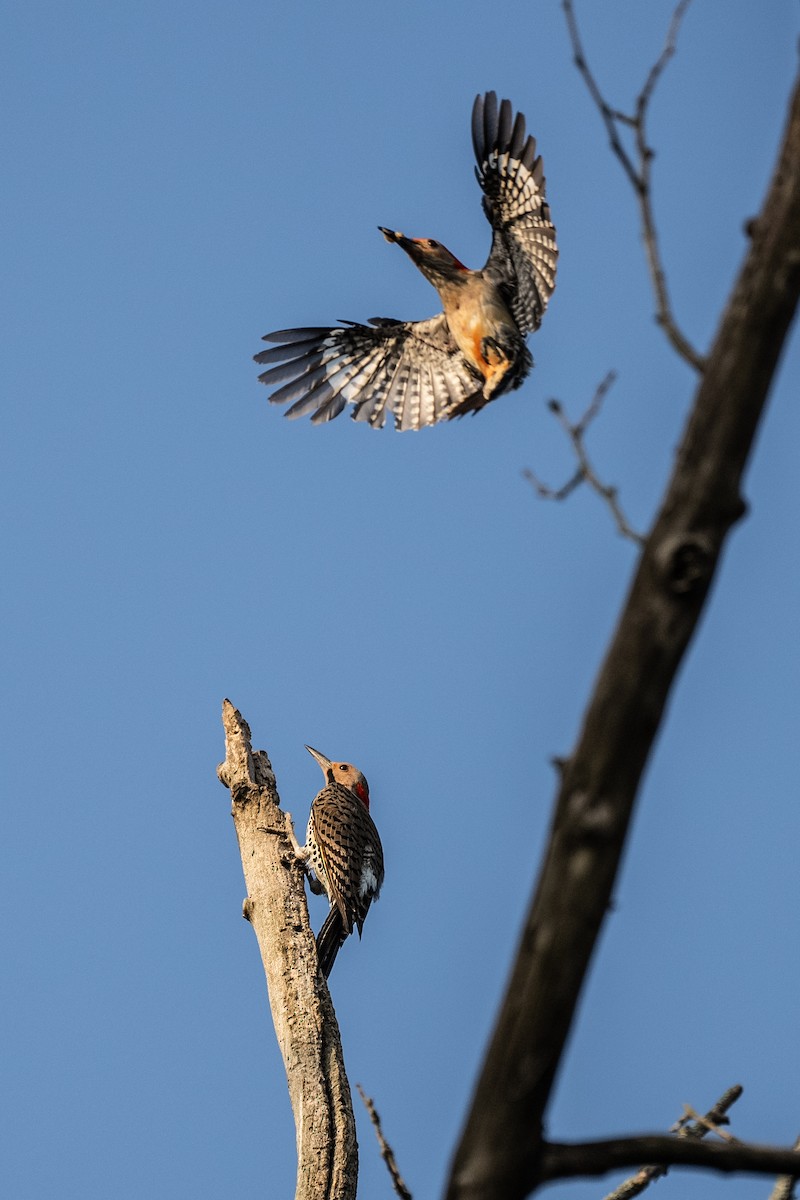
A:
[300,745,384,979]
[255,91,558,431]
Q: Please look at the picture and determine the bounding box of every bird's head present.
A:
[305,744,371,809]
[378,227,468,284]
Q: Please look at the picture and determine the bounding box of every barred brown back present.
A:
[307,781,384,937]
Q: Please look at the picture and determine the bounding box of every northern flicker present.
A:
[301,745,384,979]
[255,91,558,430]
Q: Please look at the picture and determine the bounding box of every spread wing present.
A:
[255,314,484,432]
[473,91,558,336]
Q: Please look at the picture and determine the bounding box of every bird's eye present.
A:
[428,240,439,249]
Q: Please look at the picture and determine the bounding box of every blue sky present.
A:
[2,2,799,1197]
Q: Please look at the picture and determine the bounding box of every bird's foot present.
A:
[282,815,327,893]
[284,813,310,863]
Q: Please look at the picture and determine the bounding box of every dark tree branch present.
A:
[523,371,645,546]
[445,64,800,1200]
[563,0,706,371]
[217,700,358,1200]
[602,1085,743,1200]
[539,1136,800,1182]
[768,1136,800,1200]
[357,1084,413,1200]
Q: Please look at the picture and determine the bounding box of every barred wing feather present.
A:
[472,91,558,336]
[255,314,482,431]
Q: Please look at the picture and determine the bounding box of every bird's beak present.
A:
[379,228,425,269]
[305,744,333,774]
[378,226,414,250]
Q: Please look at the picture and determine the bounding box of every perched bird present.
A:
[255,91,558,431]
[301,745,384,979]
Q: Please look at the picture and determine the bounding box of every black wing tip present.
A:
[472,92,486,161]
[261,324,362,344]
[260,327,321,344]
[472,91,540,172]
[510,110,527,160]
[473,89,497,116]
[473,91,504,155]
[498,97,513,150]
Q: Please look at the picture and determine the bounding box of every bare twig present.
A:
[676,1086,743,1137]
[681,1102,737,1143]
[523,371,645,546]
[357,1084,413,1200]
[602,1085,743,1200]
[768,1135,800,1200]
[563,0,706,372]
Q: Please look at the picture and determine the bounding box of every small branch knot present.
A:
[551,754,570,778]
[564,789,620,842]
[231,779,254,806]
[657,534,715,595]
[581,799,620,840]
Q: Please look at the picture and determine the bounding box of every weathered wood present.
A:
[217,700,357,1200]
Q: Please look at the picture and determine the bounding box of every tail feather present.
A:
[316,908,348,979]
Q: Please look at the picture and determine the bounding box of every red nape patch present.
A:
[411,237,468,270]
[355,781,370,809]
